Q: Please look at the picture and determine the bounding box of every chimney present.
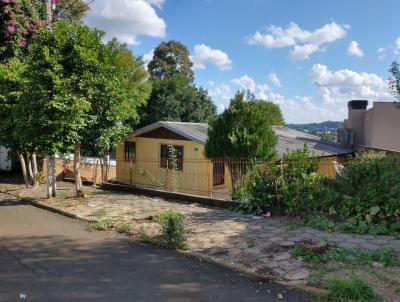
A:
[346,100,368,149]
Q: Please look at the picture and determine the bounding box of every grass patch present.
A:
[290,215,400,238]
[91,209,107,219]
[324,277,380,301]
[139,227,152,243]
[117,223,133,234]
[291,246,397,268]
[88,220,112,232]
[125,211,137,216]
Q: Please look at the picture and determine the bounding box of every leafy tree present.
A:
[148,40,194,81]
[139,75,215,125]
[205,90,278,191]
[389,61,400,106]
[140,40,216,126]
[1,22,150,196]
[54,0,89,25]
[256,99,285,125]
[80,44,151,159]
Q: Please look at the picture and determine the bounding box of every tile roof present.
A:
[130,122,352,157]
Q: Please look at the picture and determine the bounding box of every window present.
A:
[125,142,136,161]
[160,144,183,171]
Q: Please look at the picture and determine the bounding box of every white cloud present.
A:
[377,47,386,60]
[248,22,348,61]
[207,63,391,123]
[347,41,364,58]
[85,0,166,45]
[142,49,154,66]
[289,44,320,61]
[310,64,390,105]
[268,72,282,87]
[191,44,233,71]
[230,75,256,91]
[392,36,400,56]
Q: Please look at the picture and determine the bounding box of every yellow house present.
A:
[116,122,352,198]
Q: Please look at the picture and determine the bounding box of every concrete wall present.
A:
[363,102,400,151]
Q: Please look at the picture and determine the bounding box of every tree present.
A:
[389,61,400,107]
[140,40,216,126]
[79,45,151,182]
[22,21,150,196]
[54,0,89,25]
[205,90,278,191]
[148,40,194,81]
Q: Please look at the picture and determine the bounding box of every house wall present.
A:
[116,137,213,197]
[363,102,400,151]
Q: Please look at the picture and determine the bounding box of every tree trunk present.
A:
[31,153,39,188]
[73,142,83,197]
[18,152,30,187]
[26,153,34,186]
[46,155,56,198]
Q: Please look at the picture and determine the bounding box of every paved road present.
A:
[0,197,313,302]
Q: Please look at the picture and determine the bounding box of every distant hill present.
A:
[287,121,343,133]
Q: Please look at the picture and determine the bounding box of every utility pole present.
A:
[45,0,57,198]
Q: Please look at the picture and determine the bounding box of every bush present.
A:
[334,153,400,228]
[234,145,325,215]
[159,210,188,249]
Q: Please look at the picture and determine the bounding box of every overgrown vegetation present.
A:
[235,150,400,236]
[233,145,324,215]
[159,210,189,250]
[291,246,397,268]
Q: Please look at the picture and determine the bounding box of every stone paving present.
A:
[1,180,400,285]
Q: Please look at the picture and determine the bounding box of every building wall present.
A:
[363,103,400,151]
[116,137,213,197]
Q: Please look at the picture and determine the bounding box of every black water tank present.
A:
[348,100,368,109]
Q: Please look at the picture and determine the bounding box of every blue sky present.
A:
[85,0,400,123]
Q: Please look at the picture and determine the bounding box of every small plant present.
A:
[325,277,380,301]
[139,227,152,243]
[91,209,107,219]
[88,220,112,232]
[159,210,188,250]
[117,223,133,234]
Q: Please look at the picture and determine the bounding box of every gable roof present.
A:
[129,122,352,157]
[130,121,208,144]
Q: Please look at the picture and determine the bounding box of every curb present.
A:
[183,250,275,283]
[29,199,96,223]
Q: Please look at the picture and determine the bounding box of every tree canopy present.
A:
[54,0,89,25]
[148,40,194,81]
[139,40,216,126]
[389,61,400,105]
[205,90,278,160]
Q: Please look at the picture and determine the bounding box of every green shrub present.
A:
[159,210,188,250]
[234,145,325,215]
[334,154,400,228]
[325,277,380,301]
